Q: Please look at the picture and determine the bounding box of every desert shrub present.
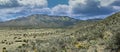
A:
[74,42,90,49]
[23,39,29,43]
[2,47,7,52]
[15,40,23,42]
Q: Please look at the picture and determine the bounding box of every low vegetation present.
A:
[0,12,120,52]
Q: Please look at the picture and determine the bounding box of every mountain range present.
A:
[0,14,79,29]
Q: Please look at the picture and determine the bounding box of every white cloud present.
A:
[0,7,52,21]
[0,7,25,20]
[99,0,116,6]
[0,0,18,8]
[0,0,11,4]
[0,0,48,8]
[69,0,87,6]
[0,0,48,20]
[30,8,51,14]
[17,0,48,8]
[68,0,115,16]
[113,6,120,10]
[0,7,23,14]
[69,0,116,7]
[51,5,70,16]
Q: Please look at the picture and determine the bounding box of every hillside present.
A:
[0,14,79,29]
[71,12,120,52]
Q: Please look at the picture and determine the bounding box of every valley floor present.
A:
[0,29,72,52]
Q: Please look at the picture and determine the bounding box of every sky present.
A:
[0,0,120,21]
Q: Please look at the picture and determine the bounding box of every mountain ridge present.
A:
[0,14,79,29]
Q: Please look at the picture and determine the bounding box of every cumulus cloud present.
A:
[51,5,70,16]
[30,8,51,14]
[0,7,24,21]
[0,0,19,8]
[111,0,120,6]
[113,6,120,11]
[0,0,48,20]
[69,0,115,16]
[0,0,47,8]
[17,0,47,8]
[99,0,116,6]
[0,7,52,21]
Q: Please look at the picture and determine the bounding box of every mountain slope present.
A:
[0,14,79,29]
[70,12,120,52]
